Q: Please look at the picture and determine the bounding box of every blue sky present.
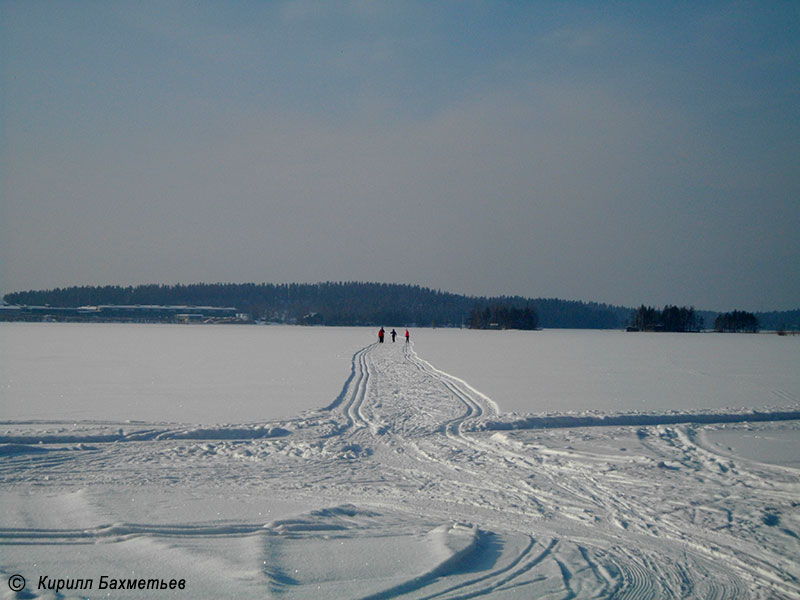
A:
[2,1,798,310]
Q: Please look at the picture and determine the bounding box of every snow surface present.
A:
[1,324,799,598]
[414,328,800,414]
[0,323,367,422]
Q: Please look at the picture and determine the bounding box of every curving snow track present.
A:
[1,341,798,598]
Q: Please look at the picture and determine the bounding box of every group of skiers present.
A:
[378,327,409,344]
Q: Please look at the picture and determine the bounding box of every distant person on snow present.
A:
[390,329,397,342]
[405,329,410,343]
[378,327,385,343]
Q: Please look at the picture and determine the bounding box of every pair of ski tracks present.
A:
[326,342,379,437]
[334,342,496,442]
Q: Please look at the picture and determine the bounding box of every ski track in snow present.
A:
[2,341,799,598]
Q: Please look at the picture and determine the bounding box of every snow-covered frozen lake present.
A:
[2,323,798,422]
[2,323,799,598]
[1,323,369,423]
[414,327,800,414]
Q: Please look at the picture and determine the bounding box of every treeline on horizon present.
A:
[630,304,798,332]
[3,282,629,329]
[4,282,798,330]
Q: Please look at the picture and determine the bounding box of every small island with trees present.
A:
[629,305,703,332]
[628,305,760,333]
[714,310,760,333]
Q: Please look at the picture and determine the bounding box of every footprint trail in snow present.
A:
[2,341,799,598]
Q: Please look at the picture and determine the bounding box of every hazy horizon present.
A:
[2,3,798,312]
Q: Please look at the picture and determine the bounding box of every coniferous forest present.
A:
[3,282,797,330]
[714,310,760,333]
[466,303,539,330]
[630,305,704,332]
[3,282,629,329]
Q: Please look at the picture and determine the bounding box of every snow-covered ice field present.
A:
[1,323,799,598]
[413,327,800,414]
[1,323,368,423]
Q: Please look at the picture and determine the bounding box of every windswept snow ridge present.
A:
[474,408,800,432]
[2,341,798,598]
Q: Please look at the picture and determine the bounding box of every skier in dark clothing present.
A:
[378,327,385,343]
[390,329,397,342]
